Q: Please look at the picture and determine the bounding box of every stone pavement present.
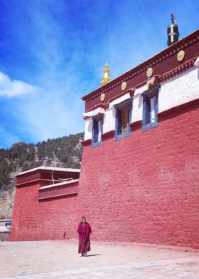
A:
[0,240,199,279]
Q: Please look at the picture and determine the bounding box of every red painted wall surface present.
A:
[11,181,79,241]
[11,101,199,248]
[79,101,199,248]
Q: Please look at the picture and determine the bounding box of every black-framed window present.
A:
[92,116,103,145]
[142,93,158,129]
[115,100,132,138]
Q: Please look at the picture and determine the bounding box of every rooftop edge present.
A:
[16,166,80,177]
[82,28,199,101]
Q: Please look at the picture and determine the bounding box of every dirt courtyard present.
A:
[0,240,199,279]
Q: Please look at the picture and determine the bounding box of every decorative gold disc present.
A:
[177,50,185,62]
[121,81,127,91]
[146,67,153,78]
[100,93,106,102]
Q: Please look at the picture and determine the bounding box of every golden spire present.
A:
[101,64,111,86]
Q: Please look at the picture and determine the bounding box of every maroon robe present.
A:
[77,222,92,254]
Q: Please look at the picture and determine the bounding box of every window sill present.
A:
[115,131,131,141]
[142,122,158,132]
[91,141,102,148]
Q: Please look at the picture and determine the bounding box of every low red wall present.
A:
[11,182,79,241]
[79,100,199,248]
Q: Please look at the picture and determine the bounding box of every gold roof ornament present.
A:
[101,64,111,86]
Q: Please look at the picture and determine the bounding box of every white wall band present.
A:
[84,67,199,140]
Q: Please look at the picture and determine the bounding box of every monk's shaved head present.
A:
[81,216,86,223]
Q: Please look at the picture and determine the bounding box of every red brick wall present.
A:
[11,182,79,241]
[11,182,39,240]
[79,101,199,248]
[11,101,199,248]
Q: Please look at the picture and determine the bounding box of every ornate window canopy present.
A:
[142,76,161,98]
[109,92,132,109]
[82,107,105,120]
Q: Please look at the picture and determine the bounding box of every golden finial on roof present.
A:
[101,64,111,86]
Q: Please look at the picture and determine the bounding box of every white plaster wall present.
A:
[159,68,199,113]
[131,84,148,123]
[84,118,93,141]
[103,108,116,134]
[84,67,199,140]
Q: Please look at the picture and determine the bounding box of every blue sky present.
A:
[0,0,198,148]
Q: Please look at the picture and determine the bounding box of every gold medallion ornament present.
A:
[121,81,127,91]
[177,50,185,62]
[146,67,153,78]
[100,93,106,102]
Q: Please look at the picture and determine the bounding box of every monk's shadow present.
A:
[86,253,101,257]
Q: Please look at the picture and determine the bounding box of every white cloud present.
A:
[0,72,36,97]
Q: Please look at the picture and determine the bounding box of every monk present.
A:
[77,216,92,256]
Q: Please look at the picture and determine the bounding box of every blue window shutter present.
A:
[143,96,151,126]
[92,117,103,145]
[146,97,151,125]
[93,119,99,143]
[150,97,156,124]
[116,108,122,136]
[155,95,158,121]
[98,118,102,143]
[142,86,159,129]
[142,97,146,126]
[150,95,158,124]
[128,106,131,133]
